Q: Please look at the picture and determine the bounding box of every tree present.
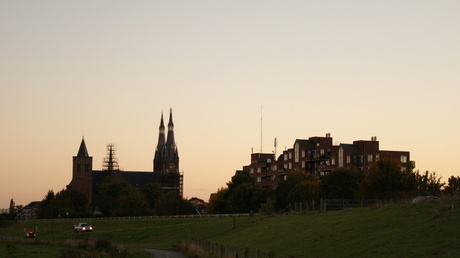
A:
[288,179,321,204]
[363,160,417,201]
[95,181,133,216]
[111,189,150,216]
[141,182,164,209]
[208,171,266,214]
[321,168,364,199]
[37,190,58,219]
[444,175,460,196]
[155,192,195,216]
[226,182,266,213]
[207,187,229,214]
[415,171,444,196]
[275,170,312,210]
[9,199,15,216]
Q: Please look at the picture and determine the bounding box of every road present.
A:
[143,249,187,258]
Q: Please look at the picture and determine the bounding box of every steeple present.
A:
[168,107,174,130]
[72,137,93,213]
[154,108,179,172]
[77,138,89,157]
[165,108,178,162]
[154,111,166,169]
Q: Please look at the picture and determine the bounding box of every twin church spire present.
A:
[154,108,179,172]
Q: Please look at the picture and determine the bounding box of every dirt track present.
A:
[143,249,187,258]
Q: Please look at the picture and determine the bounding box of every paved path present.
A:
[143,249,187,258]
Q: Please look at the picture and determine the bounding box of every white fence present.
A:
[323,199,382,211]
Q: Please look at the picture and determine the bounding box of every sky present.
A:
[1,1,459,208]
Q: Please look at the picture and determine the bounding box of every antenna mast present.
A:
[260,105,263,153]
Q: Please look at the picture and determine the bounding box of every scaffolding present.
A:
[102,144,119,171]
[156,171,183,196]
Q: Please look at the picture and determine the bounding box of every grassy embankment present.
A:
[1,199,460,257]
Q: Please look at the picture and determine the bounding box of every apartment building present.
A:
[243,134,411,190]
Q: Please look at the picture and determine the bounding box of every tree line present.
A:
[33,179,196,219]
[6,159,460,219]
[207,160,460,214]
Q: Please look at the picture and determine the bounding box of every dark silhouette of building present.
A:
[70,108,183,213]
[243,134,412,190]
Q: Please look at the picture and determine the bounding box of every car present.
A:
[412,196,440,204]
[25,231,36,238]
[74,222,93,233]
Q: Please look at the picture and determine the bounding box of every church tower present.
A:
[153,108,182,195]
[153,112,166,171]
[71,138,93,213]
[154,108,179,172]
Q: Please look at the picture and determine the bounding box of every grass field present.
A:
[1,199,460,257]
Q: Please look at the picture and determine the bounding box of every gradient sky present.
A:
[1,1,459,208]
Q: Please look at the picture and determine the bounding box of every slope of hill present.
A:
[1,199,459,257]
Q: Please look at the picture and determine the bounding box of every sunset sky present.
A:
[1,1,459,208]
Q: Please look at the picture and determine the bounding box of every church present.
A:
[70,108,183,213]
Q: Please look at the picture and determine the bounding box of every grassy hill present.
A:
[1,199,460,257]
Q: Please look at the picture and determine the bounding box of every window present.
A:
[250,168,254,174]
[302,150,305,158]
[360,156,364,163]
[295,143,299,162]
[288,152,292,159]
[331,158,335,165]
[401,155,408,163]
[367,154,373,162]
[257,167,261,173]
[284,153,288,160]
[76,164,81,172]
[346,155,351,164]
[273,165,277,170]
[302,161,305,168]
[338,148,343,167]
[375,154,380,162]
[288,162,292,169]
[84,164,89,172]
[320,149,325,156]
[257,177,261,182]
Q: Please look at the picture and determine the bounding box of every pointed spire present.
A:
[77,138,89,157]
[168,107,174,129]
[159,111,165,132]
[165,108,177,160]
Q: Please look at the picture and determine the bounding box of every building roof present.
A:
[295,139,314,148]
[339,143,359,153]
[92,170,159,190]
[76,138,90,157]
